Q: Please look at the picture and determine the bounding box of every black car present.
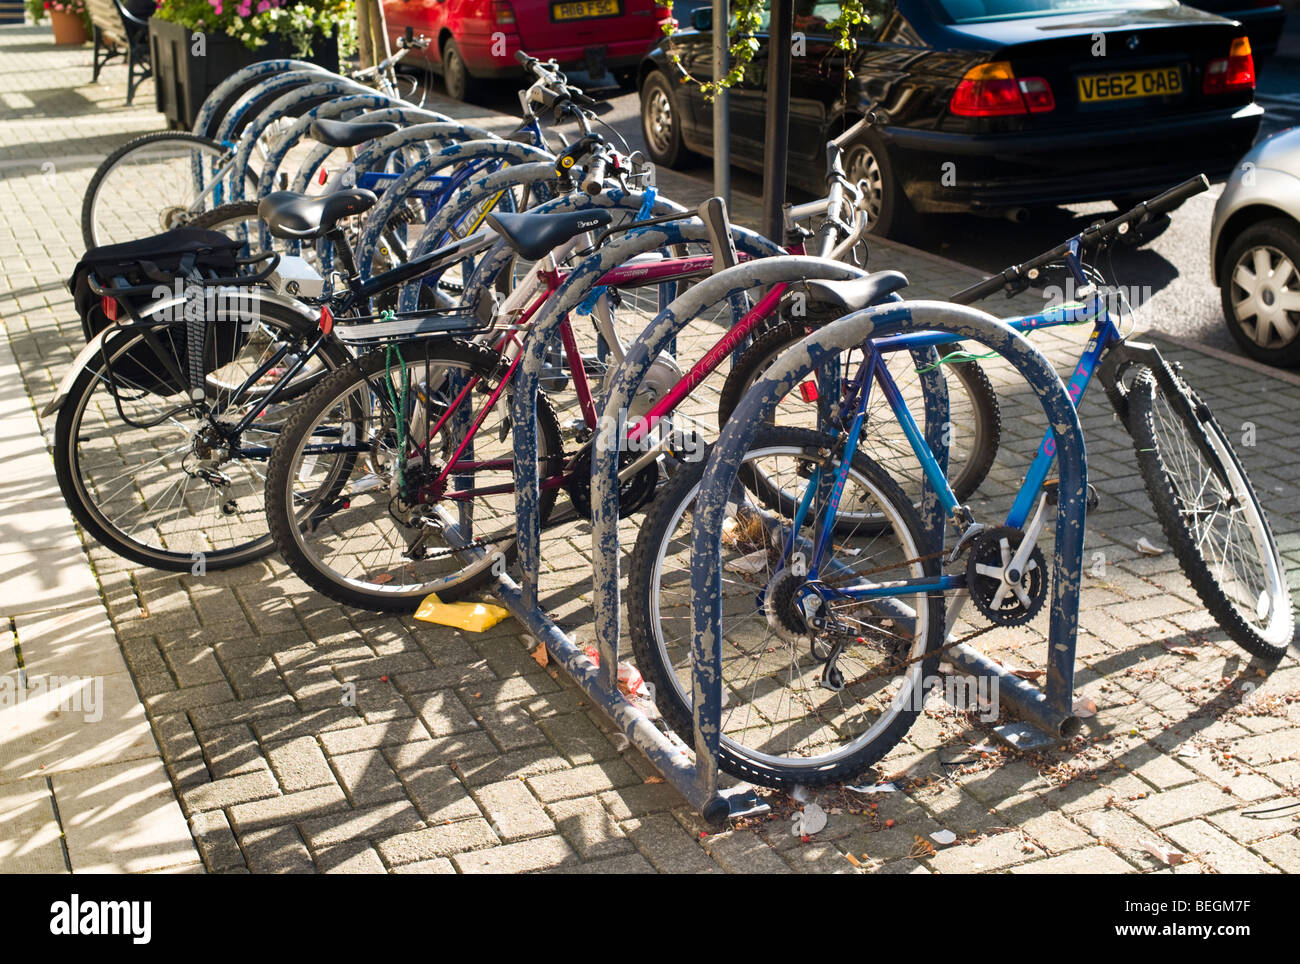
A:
[639,0,1264,237]
[1187,2,1286,56]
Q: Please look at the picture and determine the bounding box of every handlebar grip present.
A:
[951,272,1009,306]
[1143,174,1209,218]
[515,50,533,66]
[582,157,607,196]
[830,114,872,151]
[699,196,738,274]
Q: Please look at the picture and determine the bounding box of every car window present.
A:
[936,0,1176,24]
[743,0,891,35]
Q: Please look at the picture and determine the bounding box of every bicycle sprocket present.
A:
[965,525,1047,627]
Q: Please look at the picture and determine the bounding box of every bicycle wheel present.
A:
[265,339,564,611]
[718,320,1000,524]
[1128,366,1294,659]
[82,133,254,249]
[53,301,350,571]
[627,426,945,788]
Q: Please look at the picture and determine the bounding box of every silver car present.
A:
[1212,126,1300,367]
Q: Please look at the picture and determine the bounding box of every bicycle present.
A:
[626,175,1295,788]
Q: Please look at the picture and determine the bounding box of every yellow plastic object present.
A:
[413,593,511,632]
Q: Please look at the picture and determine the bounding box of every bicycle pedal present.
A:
[1043,478,1100,511]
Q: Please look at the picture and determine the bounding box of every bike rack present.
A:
[488,215,803,820]
[690,301,1089,756]
[192,59,335,139]
[290,118,488,196]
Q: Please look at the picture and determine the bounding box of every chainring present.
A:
[965,525,1048,627]
[565,447,658,521]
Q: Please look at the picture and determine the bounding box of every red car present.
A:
[384,0,675,102]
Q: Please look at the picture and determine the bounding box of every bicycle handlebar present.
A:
[582,156,607,196]
[950,175,1208,305]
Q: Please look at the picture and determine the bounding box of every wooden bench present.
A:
[86,0,153,104]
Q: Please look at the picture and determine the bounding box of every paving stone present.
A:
[313,842,388,874]
[228,785,350,832]
[452,835,579,873]
[1253,832,1300,873]
[376,818,500,865]
[526,760,639,803]
[242,825,316,874]
[1010,847,1136,874]
[702,831,790,874]
[181,770,280,815]
[329,749,411,807]
[390,858,458,874]
[1162,819,1278,874]
[475,780,553,841]
[547,797,632,859]
[1128,783,1242,828]
[189,810,245,872]
[928,831,1040,873]
[623,813,721,874]
[266,737,337,792]
[298,800,426,850]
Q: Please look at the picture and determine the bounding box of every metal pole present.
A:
[711,0,730,205]
[761,0,793,242]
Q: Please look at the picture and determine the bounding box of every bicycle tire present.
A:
[53,299,350,571]
[82,132,257,249]
[1128,366,1294,659]
[265,339,564,611]
[627,425,945,788]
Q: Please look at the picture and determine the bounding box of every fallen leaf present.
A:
[372,572,394,584]
[1141,839,1186,866]
[1011,667,1045,681]
[1136,537,1165,557]
[530,642,549,668]
[644,775,664,784]
[1162,641,1198,657]
[930,829,957,846]
[846,781,898,794]
[1072,697,1098,718]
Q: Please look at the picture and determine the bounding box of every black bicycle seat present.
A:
[486,209,613,261]
[802,270,909,312]
[258,189,378,240]
[310,117,401,149]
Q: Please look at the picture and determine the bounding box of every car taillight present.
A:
[493,0,517,27]
[949,61,1055,117]
[1204,37,1255,94]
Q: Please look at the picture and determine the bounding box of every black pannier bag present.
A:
[68,228,253,397]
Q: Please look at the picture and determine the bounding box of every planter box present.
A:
[51,9,90,45]
[149,17,339,131]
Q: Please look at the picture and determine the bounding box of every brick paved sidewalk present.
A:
[2,24,1298,875]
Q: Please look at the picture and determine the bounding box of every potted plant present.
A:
[27,0,91,44]
[149,0,356,128]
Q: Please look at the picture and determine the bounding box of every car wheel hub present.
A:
[845,144,883,226]
[1231,244,1300,349]
[645,90,672,154]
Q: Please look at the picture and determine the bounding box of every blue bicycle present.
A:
[628,176,1295,787]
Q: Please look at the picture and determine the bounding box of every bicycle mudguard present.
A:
[1097,338,1231,488]
[42,328,114,417]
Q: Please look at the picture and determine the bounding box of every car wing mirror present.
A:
[691,7,712,31]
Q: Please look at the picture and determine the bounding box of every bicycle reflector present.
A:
[102,295,118,322]
[319,305,334,336]
[1204,37,1255,94]
[799,380,819,403]
[949,61,1055,116]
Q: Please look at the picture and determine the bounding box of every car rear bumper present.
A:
[882,104,1264,213]
[459,35,653,76]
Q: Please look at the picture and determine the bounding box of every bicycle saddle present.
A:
[310,117,401,149]
[258,189,378,240]
[486,209,613,261]
[802,270,909,312]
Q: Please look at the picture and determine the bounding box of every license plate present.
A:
[1077,67,1182,103]
[552,0,620,21]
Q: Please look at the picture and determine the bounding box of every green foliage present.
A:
[663,0,884,97]
[154,0,357,57]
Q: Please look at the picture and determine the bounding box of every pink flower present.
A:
[257,0,270,11]
[236,0,250,14]
[208,0,222,11]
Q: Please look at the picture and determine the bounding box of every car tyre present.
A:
[1220,218,1300,368]
[442,38,481,103]
[640,69,693,168]
[843,127,919,241]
